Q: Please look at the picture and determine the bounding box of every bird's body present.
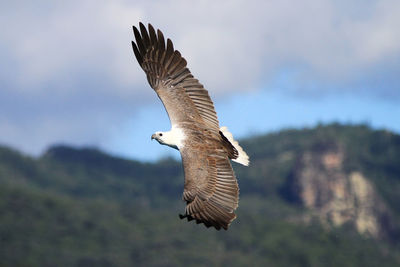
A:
[131,23,249,230]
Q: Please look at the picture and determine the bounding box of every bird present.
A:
[131,22,249,230]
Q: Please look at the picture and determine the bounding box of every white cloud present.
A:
[1,1,145,96]
[2,0,400,94]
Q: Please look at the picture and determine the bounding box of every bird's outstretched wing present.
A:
[180,143,239,230]
[132,23,219,132]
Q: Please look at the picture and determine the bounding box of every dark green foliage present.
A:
[0,124,399,266]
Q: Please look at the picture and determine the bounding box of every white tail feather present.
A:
[220,126,249,166]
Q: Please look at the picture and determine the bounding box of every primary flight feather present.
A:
[131,22,249,230]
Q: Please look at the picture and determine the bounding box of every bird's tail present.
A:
[219,126,249,166]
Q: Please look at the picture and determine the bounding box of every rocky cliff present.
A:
[288,141,395,240]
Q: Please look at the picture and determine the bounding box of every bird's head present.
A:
[151,131,166,144]
[151,131,179,150]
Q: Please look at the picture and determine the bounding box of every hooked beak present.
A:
[151,134,156,140]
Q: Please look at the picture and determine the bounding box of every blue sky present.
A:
[0,0,399,161]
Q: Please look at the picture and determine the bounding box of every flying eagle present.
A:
[131,23,249,230]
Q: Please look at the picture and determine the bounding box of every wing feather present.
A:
[180,144,239,230]
[132,23,219,131]
[133,26,146,58]
[139,22,151,48]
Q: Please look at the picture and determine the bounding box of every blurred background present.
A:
[1,0,399,266]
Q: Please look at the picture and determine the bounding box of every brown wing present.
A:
[179,141,239,230]
[132,22,219,132]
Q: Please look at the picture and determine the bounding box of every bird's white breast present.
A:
[167,126,186,150]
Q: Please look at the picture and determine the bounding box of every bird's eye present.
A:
[159,133,163,136]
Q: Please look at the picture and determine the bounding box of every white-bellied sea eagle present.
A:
[131,23,249,230]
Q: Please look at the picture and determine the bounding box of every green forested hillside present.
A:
[0,124,399,266]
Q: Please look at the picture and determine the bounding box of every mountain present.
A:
[0,123,399,266]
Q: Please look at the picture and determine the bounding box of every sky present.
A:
[0,0,399,162]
